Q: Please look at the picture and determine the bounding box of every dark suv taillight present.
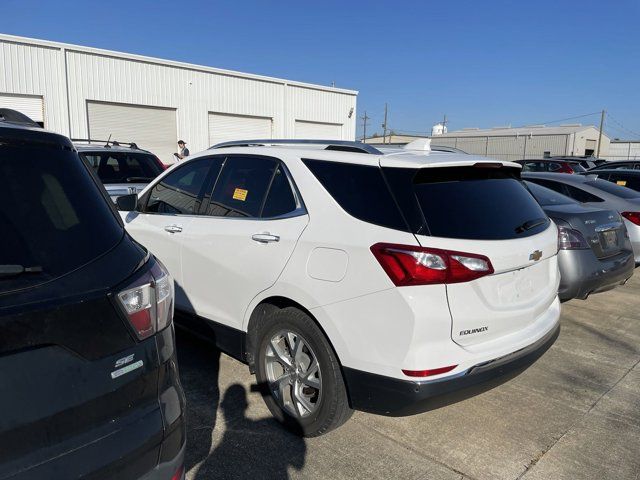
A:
[117,260,174,340]
[557,225,589,250]
[371,243,494,286]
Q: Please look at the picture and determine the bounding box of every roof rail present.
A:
[209,139,382,155]
[0,108,41,128]
[71,138,139,150]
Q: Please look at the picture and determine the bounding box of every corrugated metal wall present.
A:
[607,142,640,161]
[432,134,571,160]
[0,35,357,159]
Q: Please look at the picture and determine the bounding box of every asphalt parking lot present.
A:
[178,275,640,480]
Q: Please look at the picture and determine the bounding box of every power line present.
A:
[606,113,640,139]
[521,111,602,127]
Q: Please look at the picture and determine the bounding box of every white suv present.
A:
[118,139,561,436]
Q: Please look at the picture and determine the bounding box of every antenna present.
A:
[105,134,112,148]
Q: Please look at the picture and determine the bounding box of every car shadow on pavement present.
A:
[176,329,307,480]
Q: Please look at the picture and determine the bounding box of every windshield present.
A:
[585,180,640,199]
[524,181,577,206]
[80,151,163,184]
[1,142,123,293]
[411,167,549,240]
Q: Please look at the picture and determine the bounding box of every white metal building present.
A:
[429,125,610,161]
[0,34,358,164]
[606,140,640,161]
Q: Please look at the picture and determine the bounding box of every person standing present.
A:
[174,140,190,161]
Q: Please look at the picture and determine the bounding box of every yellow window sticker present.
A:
[233,188,248,201]
[617,180,627,186]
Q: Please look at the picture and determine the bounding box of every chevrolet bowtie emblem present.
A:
[529,250,542,261]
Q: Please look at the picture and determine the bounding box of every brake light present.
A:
[370,243,494,286]
[117,260,174,340]
[621,212,640,226]
[559,164,575,174]
[557,225,589,250]
[402,365,458,377]
[171,465,185,480]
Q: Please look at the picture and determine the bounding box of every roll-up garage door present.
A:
[208,113,273,146]
[0,93,44,124]
[87,101,177,164]
[295,120,342,140]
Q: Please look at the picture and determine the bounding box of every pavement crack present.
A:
[515,356,640,479]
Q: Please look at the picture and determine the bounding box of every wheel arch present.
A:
[244,296,344,375]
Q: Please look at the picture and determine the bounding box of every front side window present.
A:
[144,159,212,214]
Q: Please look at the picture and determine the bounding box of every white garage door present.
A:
[87,101,177,164]
[208,113,273,146]
[295,120,342,140]
[0,93,44,124]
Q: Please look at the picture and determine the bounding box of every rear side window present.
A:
[412,167,549,240]
[525,181,576,206]
[1,142,122,293]
[606,173,640,190]
[521,162,548,172]
[145,159,211,214]
[80,151,163,184]
[585,179,640,199]
[262,166,298,218]
[303,159,407,231]
[527,178,604,203]
[207,156,278,218]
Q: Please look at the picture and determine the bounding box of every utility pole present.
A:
[442,114,447,132]
[361,111,370,143]
[382,103,388,144]
[596,109,605,158]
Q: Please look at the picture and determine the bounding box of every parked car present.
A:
[515,159,586,174]
[524,181,634,300]
[584,168,640,192]
[117,138,560,436]
[588,160,640,171]
[0,109,186,480]
[546,156,606,170]
[75,139,166,202]
[522,172,640,265]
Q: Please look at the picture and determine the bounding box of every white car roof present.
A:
[184,144,521,170]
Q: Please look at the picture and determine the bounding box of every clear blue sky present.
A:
[3,0,639,139]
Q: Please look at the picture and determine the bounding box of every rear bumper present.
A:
[558,248,634,301]
[343,322,559,416]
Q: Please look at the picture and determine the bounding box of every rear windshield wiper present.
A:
[0,265,43,278]
[515,218,547,234]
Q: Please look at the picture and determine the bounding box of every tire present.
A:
[254,307,353,437]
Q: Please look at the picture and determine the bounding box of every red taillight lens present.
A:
[622,212,640,226]
[402,365,458,377]
[371,243,494,286]
[557,225,589,250]
[171,465,185,480]
[117,260,174,340]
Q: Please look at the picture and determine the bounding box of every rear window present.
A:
[585,179,640,199]
[303,159,406,231]
[412,167,549,240]
[524,181,576,206]
[1,142,123,294]
[80,151,163,184]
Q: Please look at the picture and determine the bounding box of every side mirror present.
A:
[116,193,138,212]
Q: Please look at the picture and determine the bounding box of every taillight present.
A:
[171,465,185,480]
[621,212,640,226]
[560,165,575,174]
[557,225,589,250]
[117,260,174,340]
[370,243,494,286]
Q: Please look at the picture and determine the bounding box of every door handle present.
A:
[252,233,280,243]
[164,225,183,234]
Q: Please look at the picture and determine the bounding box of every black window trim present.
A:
[197,153,307,221]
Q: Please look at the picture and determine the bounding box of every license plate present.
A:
[602,230,617,248]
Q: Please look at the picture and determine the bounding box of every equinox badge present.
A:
[529,250,542,262]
